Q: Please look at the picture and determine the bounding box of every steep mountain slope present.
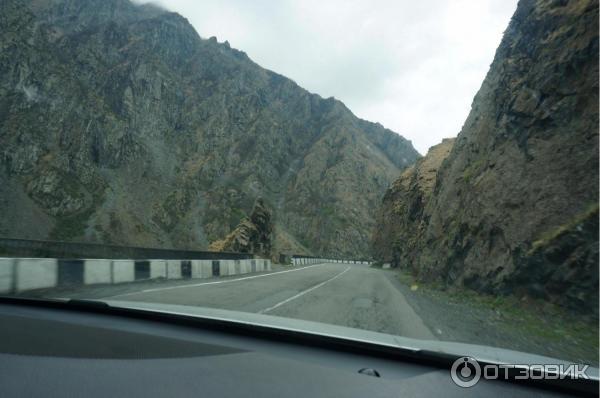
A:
[0,0,419,258]
[371,138,455,265]
[372,0,598,314]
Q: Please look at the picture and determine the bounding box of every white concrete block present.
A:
[167,260,182,279]
[191,260,203,279]
[240,260,250,274]
[0,258,16,294]
[219,260,229,276]
[112,260,134,283]
[227,260,236,276]
[150,260,167,278]
[16,258,57,291]
[197,260,211,278]
[84,259,112,285]
[234,259,241,275]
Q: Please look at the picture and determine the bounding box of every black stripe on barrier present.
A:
[181,261,192,279]
[134,260,150,280]
[57,259,84,287]
[212,261,220,277]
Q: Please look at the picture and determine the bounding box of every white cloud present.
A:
[143,0,518,154]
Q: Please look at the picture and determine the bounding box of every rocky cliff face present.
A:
[0,0,419,258]
[373,0,598,314]
[209,198,273,258]
[371,138,455,265]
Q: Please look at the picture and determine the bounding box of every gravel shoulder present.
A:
[381,267,599,367]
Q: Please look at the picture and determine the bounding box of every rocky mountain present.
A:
[209,198,273,258]
[0,0,419,258]
[371,138,455,265]
[372,0,598,315]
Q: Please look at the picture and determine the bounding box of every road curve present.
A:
[103,263,435,340]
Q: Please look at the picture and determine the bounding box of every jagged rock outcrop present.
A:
[371,138,455,265]
[372,0,599,315]
[0,0,419,258]
[209,198,273,257]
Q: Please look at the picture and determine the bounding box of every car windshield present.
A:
[0,0,598,371]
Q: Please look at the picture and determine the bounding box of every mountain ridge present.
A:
[0,0,419,258]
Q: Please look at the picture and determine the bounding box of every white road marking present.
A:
[259,266,351,314]
[102,263,329,299]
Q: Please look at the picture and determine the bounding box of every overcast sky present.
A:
[143,0,518,154]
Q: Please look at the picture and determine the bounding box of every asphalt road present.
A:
[101,263,435,340]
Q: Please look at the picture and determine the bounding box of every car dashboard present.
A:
[0,299,594,397]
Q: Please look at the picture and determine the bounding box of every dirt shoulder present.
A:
[381,267,599,366]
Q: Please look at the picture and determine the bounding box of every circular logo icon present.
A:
[450,356,481,388]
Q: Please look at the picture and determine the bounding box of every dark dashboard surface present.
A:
[0,302,582,397]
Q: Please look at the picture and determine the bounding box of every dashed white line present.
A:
[259,266,351,314]
[103,263,329,299]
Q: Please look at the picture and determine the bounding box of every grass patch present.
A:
[530,203,599,253]
[462,158,485,184]
[446,288,596,344]
[393,268,599,363]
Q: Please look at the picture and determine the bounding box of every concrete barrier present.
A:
[166,260,182,279]
[191,260,203,279]
[240,259,250,274]
[17,258,58,292]
[289,257,372,266]
[218,260,228,277]
[0,255,274,295]
[226,260,236,276]
[0,258,15,294]
[150,260,167,278]
[198,260,211,278]
[112,260,135,283]
[84,259,112,285]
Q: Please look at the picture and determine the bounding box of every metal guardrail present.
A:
[0,238,254,260]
